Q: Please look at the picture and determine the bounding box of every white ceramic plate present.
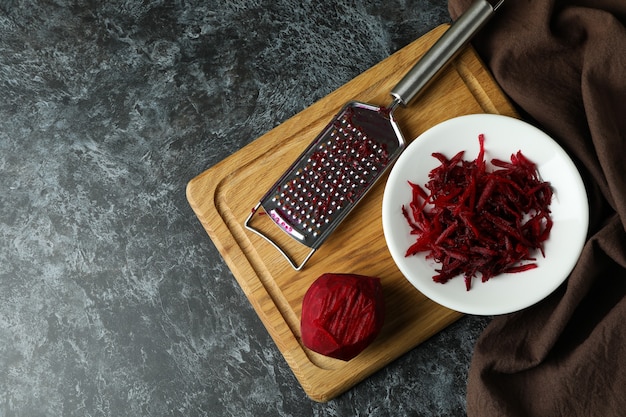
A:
[382,114,589,315]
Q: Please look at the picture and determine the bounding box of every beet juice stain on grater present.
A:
[245,0,504,270]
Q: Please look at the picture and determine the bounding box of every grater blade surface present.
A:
[247,101,405,262]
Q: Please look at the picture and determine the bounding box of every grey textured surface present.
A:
[0,1,491,416]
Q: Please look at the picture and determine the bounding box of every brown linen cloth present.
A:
[447,0,626,415]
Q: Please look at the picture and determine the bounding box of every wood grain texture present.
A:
[187,24,518,402]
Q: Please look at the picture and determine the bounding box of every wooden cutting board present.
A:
[187,24,517,402]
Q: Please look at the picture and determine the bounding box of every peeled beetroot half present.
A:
[300,273,385,361]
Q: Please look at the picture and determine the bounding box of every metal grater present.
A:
[245,0,503,270]
[251,102,403,247]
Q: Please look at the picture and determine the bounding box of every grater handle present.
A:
[390,0,502,106]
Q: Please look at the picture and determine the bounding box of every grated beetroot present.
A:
[402,134,553,291]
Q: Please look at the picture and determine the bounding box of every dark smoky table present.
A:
[0,1,491,416]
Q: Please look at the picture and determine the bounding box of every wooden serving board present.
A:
[187,25,517,402]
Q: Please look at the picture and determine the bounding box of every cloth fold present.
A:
[447,0,626,415]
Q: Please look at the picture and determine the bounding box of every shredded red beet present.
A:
[402,134,553,291]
